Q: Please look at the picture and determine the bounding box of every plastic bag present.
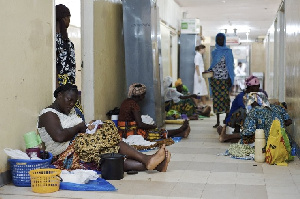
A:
[166,110,181,119]
[4,148,30,160]
[265,120,289,165]
[280,128,294,161]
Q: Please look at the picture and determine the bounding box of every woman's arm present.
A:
[39,112,86,143]
[133,110,157,130]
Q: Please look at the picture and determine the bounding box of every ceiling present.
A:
[174,0,283,42]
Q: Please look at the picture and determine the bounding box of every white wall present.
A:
[157,0,182,82]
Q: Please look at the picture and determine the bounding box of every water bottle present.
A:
[255,129,266,163]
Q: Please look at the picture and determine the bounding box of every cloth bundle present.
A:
[122,135,156,146]
[141,115,155,125]
[60,169,99,184]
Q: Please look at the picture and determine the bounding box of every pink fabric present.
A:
[245,75,260,86]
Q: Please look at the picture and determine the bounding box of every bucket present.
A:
[100,153,124,180]
[111,115,118,128]
[24,131,42,149]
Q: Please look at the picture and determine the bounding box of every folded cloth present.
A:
[60,169,99,184]
[122,135,156,146]
[86,120,103,134]
[141,115,155,125]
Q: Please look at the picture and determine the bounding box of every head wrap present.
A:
[128,83,146,98]
[163,76,173,89]
[56,4,71,40]
[245,75,260,86]
[175,78,183,87]
[243,92,270,113]
[208,33,235,86]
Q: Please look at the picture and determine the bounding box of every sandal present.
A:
[213,124,220,128]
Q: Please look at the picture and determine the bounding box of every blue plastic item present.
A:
[172,137,183,143]
[8,152,53,187]
[291,147,296,156]
[60,178,116,191]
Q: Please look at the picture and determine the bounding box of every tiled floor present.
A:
[1,113,300,199]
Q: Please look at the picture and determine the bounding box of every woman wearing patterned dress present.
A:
[56,4,84,120]
[218,92,292,143]
[56,4,76,87]
[208,33,235,128]
[118,83,190,140]
[38,84,171,172]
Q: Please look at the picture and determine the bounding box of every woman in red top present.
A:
[118,83,190,140]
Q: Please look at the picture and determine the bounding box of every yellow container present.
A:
[29,169,61,193]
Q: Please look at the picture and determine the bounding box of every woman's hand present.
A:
[227,78,232,87]
[86,120,96,130]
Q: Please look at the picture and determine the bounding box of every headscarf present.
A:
[163,76,173,89]
[56,4,71,40]
[245,75,260,86]
[209,33,235,86]
[175,78,183,87]
[243,92,270,113]
[128,83,146,98]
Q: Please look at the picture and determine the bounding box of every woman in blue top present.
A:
[223,76,268,133]
[218,92,292,144]
[208,33,235,128]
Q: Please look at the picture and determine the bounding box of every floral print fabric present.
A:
[56,33,76,84]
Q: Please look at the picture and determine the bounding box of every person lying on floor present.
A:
[217,75,267,136]
[38,83,170,172]
[118,83,190,140]
[164,76,211,120]
[218,92,292,143]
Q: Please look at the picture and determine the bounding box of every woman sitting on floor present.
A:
[118,83,190,140]
[164,76,211,120]
[38,83,170,172]
[219,91,292,143]
[175,78,212,118]
[217,75,267,136]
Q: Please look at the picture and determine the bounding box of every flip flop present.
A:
[213,124,220,128]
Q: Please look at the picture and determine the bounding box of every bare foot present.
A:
[217,125,223,135]
[146,144,166,170]
[155,149,171,172]
[181,120,189,130]
[183,125,190,138]
[219,126,226,142]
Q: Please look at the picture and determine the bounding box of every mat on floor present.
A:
[60,177,116,191]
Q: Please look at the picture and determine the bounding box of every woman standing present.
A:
[208,33,235,128]
[193,45,208,108]
[56,4,84,120]
[56,4,76,87]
